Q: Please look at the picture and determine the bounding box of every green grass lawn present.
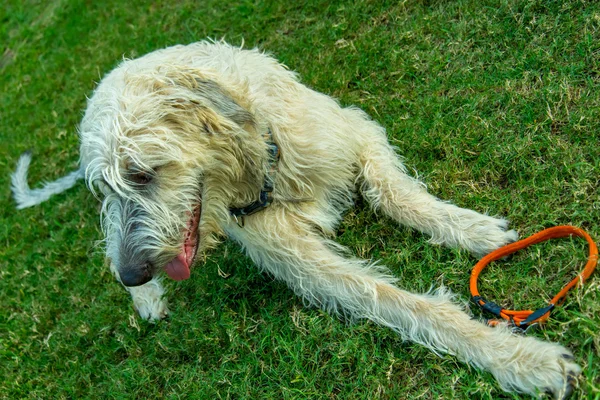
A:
[1,0,599,398]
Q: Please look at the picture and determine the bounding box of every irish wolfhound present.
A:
[12,41,579,398]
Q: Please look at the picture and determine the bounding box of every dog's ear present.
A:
[191,78,255,129]
[155,66,255,130]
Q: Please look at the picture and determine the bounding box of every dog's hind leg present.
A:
[227,211,579,398]
[354,119,517,255]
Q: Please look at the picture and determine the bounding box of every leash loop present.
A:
[470,225,598,330]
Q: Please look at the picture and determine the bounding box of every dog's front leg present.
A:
[227,210,580,398]
[109,262,169,321]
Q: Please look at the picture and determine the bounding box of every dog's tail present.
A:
[11,151,85,210]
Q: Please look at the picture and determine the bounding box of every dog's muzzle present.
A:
[116,201,156,287]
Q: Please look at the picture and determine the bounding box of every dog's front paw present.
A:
[128,278,169,321]
[134,296,169,321]
[491,336,581,399]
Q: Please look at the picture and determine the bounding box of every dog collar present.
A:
[229,128,279,222]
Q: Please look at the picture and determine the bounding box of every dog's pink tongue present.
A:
[164,254,190,281]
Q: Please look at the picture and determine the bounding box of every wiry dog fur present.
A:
[12,41,580,398]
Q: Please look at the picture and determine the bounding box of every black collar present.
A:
[229,128,279,221]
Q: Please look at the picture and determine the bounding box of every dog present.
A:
[11,40,579,398]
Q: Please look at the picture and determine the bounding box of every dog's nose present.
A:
[119,263,153,287]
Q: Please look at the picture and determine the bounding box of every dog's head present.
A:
[80,63,267,286]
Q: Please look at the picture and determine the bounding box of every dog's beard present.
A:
[163,204,201,280]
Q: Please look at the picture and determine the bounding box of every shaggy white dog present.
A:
[12,41,579,398]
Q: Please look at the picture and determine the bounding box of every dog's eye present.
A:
[129,171,154,185]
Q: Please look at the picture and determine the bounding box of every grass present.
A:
[1,0,599,398]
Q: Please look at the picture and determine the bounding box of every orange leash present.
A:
[470,226,598,329]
